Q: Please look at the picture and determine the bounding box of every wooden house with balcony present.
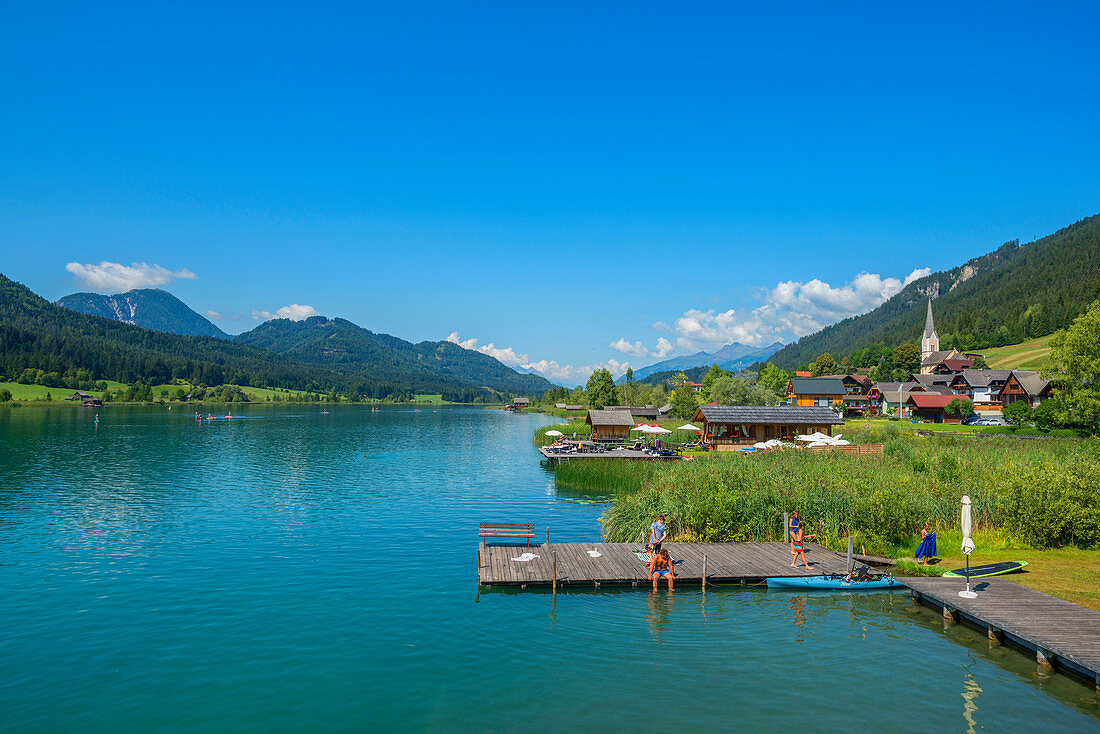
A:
[786,377,846,410]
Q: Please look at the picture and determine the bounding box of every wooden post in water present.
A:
[702,554,707,592]
[546,527,550,546]
[783,512,789,542]
[847,536,854,572]
[552,550,558,594]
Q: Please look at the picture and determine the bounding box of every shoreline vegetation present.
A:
[0,380,503,407]
[537,421,1100,611]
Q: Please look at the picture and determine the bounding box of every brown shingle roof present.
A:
[585,409,635,427]
[693,405,843,425]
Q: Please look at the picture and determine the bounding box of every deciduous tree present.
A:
[1045,300,1100,433]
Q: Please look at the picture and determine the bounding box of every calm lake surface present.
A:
[1,405,1097,732]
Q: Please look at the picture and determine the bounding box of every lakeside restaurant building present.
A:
[692,405,843,449]
[585,409,635,443]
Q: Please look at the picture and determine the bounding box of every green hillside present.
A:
[769,214,1100,369]
[0,275,550,401]
[983,334,1054,370]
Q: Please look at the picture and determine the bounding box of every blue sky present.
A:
[2,3,1098,385]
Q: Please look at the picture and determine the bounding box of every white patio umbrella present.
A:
[959,495,978,599]
[545,430,563,437]
[630,424,648,431]
[642,425,672,434]
[677,424,701,431]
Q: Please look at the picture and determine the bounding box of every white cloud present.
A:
[669,267,929,352]
[251,304,322,322]
[903,267,932,286]
[206,310,224,320]
[447,332,632,386]
[609,337,673,359]
[65,261,197,292]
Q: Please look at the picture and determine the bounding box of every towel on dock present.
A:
[586,550,603,558]
[511,552,540,562]
[915,532,937,559]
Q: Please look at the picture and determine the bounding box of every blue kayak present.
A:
[767,575,901,590]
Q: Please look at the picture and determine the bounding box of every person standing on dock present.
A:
[650,549,674,591]
[789,511,800,556]
[650,515,667,552]
[790,524,816,569]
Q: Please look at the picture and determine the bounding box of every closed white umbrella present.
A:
[959,495,978,599]
[677,424,701,431]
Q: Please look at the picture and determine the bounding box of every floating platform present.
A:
[477,541,888,587]
[902,576,1100,690]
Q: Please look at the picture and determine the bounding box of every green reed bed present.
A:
[534,420,591,445]
[551,460,662,494]
[594,436,1100,555]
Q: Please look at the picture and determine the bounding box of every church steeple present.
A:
[923,298,936,339]
[921,298,939,364]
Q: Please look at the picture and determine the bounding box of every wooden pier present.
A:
[538,447,683,462]
[902,576,1100,690]
[477,541,888,587]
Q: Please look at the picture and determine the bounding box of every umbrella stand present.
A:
[959,553,977,599]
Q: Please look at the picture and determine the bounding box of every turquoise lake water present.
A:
[1,405,1098,732]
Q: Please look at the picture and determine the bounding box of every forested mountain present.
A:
[633,341,783,379]
[769,214,1100,370]
[234,316,553,395]
[0,275,552,400]
[57,288,228,338]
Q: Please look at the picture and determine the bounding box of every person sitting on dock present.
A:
[650,515,667,552]
[790,524,816,569]
[650,549,674,591]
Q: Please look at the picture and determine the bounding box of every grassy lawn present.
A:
[897,533,1100,613]
[0,380,125,401]
[983,334,1054,370]
[411,394,448,404]
[844,417,1087,439]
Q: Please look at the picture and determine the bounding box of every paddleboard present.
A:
[942,561,1028,578]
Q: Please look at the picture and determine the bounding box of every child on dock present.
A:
[790,524,816,569]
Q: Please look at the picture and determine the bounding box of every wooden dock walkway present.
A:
[902,576,1100,690]
[478,541,886,587]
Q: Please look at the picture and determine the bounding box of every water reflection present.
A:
[646,590,674,638]
[962,661,982,734]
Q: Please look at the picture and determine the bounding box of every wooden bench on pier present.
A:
[479,522,536,546]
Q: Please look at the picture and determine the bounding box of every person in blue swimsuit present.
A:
[650,549,674,591]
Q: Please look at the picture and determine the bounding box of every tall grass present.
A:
[534,420,591,445]
[552,460,661,494]
[570,435,1100,555]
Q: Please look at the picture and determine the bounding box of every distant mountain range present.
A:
[0,275,553,399]
[57,289,228,338]
[235,315,551,395]
[631,341,784,380]
[768,213,1100,370]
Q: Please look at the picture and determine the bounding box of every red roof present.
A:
[943,358,973,371]
[795,371,811,377]
[906,393,966,408]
